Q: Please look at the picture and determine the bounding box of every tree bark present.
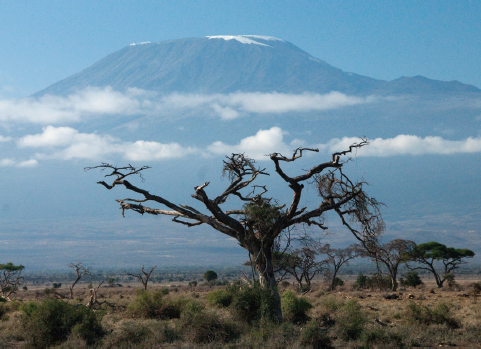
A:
[251,244,283,323]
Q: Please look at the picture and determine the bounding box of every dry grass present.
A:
[2,278,481,347]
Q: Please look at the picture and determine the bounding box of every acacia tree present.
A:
[279,246,326,290]
[360,239,416,291]
[125,265,157,291]
[87,140,383,322]
[0,262,25,301]
[404,241,475,288]
[67,262,91,299]
[318,244,361,291]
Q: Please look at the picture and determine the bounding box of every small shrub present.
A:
[52,283,62,288]
[319,295,344,312]
[333,277,344,289]
[127,290,182,319]
[404,271,423,288]
[22,286,28,290]
[472,281,481,297]
[404,301,459,329]
[300,320,332,347]
[334,299,367,341]
[360,327,405,347]
[106,321,151,345]
[188,281,198,287]
[368,274,392,290]
[206,289,234,308]
[281,290,313,324]
[230,286,277,323]
[182,310,240,344]
[355,273,369,289]
[445,273,456,288]
[21,298,104,346]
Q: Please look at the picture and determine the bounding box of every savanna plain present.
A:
[2,271,481,347]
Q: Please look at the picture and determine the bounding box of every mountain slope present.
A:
[35,36,480,97]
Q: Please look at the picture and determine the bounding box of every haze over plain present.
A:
[0,2,480,270]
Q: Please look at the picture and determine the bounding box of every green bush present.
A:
[300,320,332,347]
[368,274,392,290]
[333,277,344,289]
[281,290,313,324]
[334,299,367,341]
[204,270,218,282]
[127,290,182,319]
[360,327,405,347]
[181,310,240,344]
[355,273,369,288]
[21,299,104,346]
[206,289,234,308]
[445,273,456,288]
[230,286,278,324]
[404,301,459,329]
[404,271,423,288]
[319,295,344,312]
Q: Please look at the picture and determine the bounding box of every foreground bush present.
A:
[230,286,278,323]
[104,320,180,346]
[334,299,367,341]
[405,301,459,328]
[21,299,104,346]
[182,310,240,344]
[206,289,234,307]
[281,290,313,324]
[301,320,332,347]
[128,289,183,319]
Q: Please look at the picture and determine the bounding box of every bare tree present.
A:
[358,239,416,291]
[125,265,157,291]
[318,244,361,291]
[67,262,91,299]
[87,140,382,322]
[86,281,105,309]
[0,263,25,301]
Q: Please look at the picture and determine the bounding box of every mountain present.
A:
[35,36,479,97]
[2,35,481,269]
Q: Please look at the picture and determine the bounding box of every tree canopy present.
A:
[404,241,475,288]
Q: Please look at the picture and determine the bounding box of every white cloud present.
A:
[319,134,481,157]
[0,87,146,124]
[0,158,38,167]
[17,159,39,167]
[208,127,291,160]
[0,88,376,124]
[18,126,197,161]
[0,135,12,142]
[162,91,375,120]
[0,158,15,167]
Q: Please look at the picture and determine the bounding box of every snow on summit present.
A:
[206,35,283,46]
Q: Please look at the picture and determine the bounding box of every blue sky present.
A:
[0,0,480,98]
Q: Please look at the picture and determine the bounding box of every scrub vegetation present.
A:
[1,275,481,347]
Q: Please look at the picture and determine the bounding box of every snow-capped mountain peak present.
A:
[206,35,281,46]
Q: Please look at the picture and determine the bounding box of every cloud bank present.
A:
[0,158,38,167]
[13,126,481,166]
[320,134,481,157]
[0,88,375,124]
[18,126,197,161]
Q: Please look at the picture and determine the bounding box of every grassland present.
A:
[1,276,481,347]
